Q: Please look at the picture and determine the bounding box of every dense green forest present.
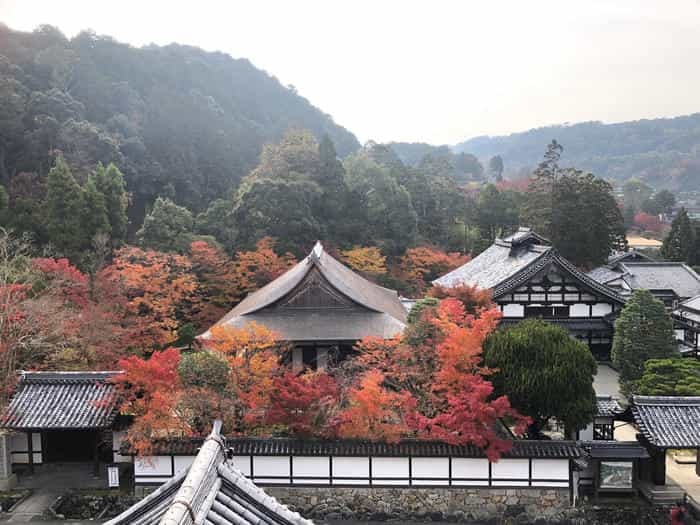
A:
[0,24,359,231]
[454,115,700,191]
[0,24,654,275]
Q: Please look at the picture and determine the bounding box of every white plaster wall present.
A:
[174,456,194,475]
[569,304,589,317]
[134,455,171,476]
[411,457,449,478]
[501,304,524,317]
[254,456,290,483]
[293,456,330,478]
[372,457,409,485]
[332,456,369,484]
[591,303,613,316]
[451,458,489,485]
[492,459,528,486]
[230,455,251,476]
[675,329,685,341]
[531,459,569,481]
[411,457,449,485]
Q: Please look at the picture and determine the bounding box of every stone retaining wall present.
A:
[267,486,571,522]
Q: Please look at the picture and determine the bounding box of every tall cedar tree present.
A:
[82,175,110,241]
[45,156,87,259]
[612,289,677,396]
[661,208,696,263]
[483,319,597,437]
[93,163,129,245]
[521,141,625,268]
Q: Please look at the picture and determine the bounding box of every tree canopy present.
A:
[636,358,700,396]
[612,289,677,396]
[483,319,597,437]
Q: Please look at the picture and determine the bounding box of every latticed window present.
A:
[593,423,614,440]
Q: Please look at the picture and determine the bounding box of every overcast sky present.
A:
[2,0,700,145]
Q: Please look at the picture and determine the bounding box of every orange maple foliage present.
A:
[230,237,296,302]
[188,241,238,326]
[429,284,495,315]
[399,246,470,295]
[202,323,284,434]
[103,247,199,350]
[336,370,415,443]
[340,246,387,275]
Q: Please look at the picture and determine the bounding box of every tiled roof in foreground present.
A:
[123,437,582,459]
[106,421,313,525]
[632,396,700,449]
[0,371,122,430]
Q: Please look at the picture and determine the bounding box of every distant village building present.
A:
[625,236,663,252]
[588,260,700,308]
[200,242,407,369]
[434,228,626,360]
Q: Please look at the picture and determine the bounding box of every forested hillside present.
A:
[0,24,359,229]
[455,115,700,190]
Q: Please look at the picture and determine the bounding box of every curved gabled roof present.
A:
[213,241,407,328]
[434,229,625,305]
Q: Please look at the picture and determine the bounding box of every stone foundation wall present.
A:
[267,486,571,522]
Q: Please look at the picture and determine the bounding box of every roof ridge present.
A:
[159,421,224,525]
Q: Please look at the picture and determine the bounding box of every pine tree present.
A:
[612,289,677,396]
[661,208,695,262]
[45,156,87,259]
[94,163,129,245]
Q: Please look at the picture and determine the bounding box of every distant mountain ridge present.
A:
[0,23,359,228]
[453,114,700,191]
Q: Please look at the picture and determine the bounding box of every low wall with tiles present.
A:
[267,486,571,522]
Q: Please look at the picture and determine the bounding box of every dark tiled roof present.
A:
[607,250,653,265]
[632,396,700,449]
[123,437,581,459]
[620,262,700,299]
[0,371,122,430]
[580,441,650,459]
[596,396,624,418]
[434,229,625,305]
[107,421,313,525]
[202,242,406,341]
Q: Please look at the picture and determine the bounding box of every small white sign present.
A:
[108,466,120,488]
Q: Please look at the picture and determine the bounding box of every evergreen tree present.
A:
[521,140,561,237]
[93,163,128,245]
[488,155,504,182]
[661,208,695,262]
[45,156,87,258]
[636,358,700,396]
[483,319,597,437]
[82,174,110,241]
[551,170,626,268]
[136,197,195,253]
[612,289,677,396]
